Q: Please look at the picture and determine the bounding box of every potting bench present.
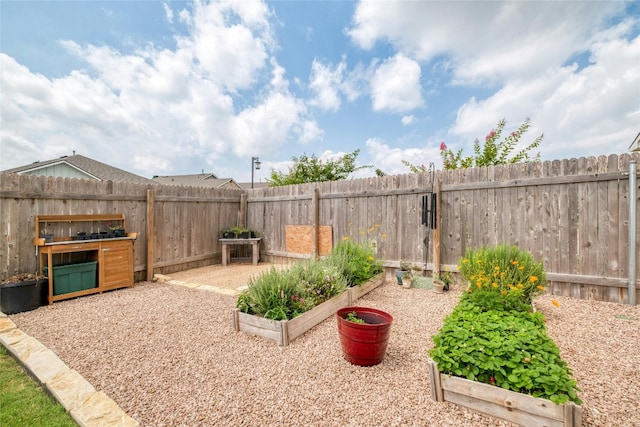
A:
[34,214,137,304]
[219,238,261,266]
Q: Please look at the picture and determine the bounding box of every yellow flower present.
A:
[551,299,560,307]
[511,260,519,265]
[462,259,469,264]
[359,230,365,235]
[476,281,482,289]
[518,266,524,271]
[508,284,516,290]
[367,256,374,261]
[529,275,538,283]
[492,283,498,288]
[343,236,350,241]
[536,285,545,291]
[500,272,506,278]
[500,290,507,295]
[381,233,387,239]
[517,283,523,289]
[494,266,500,271]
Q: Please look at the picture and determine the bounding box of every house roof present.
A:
[630,132,640,152]
[2,154,156,184]
[152,173,244,190]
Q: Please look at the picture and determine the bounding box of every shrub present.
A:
[430,299,582,405]
[458,244,546,303]
[288,260,347,307]
[324,240,382,286]
[236,240,382,320]
[238,267,308,320]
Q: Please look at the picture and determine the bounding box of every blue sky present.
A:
[1,1,639,183]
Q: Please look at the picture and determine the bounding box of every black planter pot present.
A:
[0,279,48,315]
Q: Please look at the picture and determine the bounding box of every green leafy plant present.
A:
[288,260,347,307]
[458,244,546,304]
[403,118,543,172]
[345,311,366,324]
[237,267,306,320]
[268,149,372,186]
[324,239,382,287]
[440,118,543,170]
[237,240,381,320]
[399,260,412,271]
[430,298,582,405]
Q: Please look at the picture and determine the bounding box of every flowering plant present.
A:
[458,244,546,304]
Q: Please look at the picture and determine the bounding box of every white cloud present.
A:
[365,137,440,176]
[308,58,346,111]
[348,1,624,85]
[370,54,423,112]
[163,2,174,24]
[451,33,640,159]
[401,115,415,125]
[0,0,321,178]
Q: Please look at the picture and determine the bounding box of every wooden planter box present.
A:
[232,274,385,346]
[428,359,581,427]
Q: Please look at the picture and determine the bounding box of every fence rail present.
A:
[1,153,638,303]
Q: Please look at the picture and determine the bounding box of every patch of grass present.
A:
[0,345,77,427]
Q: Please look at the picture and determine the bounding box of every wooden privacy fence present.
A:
[0,173,243,281]
[1,152,638,304]
[247,153,639,304]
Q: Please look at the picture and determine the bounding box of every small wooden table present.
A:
[219,238,261,266]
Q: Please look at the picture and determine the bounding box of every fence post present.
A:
[312,188,319,259]
[432,178,441,277]
[240,193,247,228]
[146,188,155,281]
[628,160,637,305]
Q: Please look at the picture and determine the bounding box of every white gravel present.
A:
[9,280,640,427]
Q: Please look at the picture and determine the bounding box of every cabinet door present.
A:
[101,241,134,290]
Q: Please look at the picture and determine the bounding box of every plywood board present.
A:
[285,225,332,255]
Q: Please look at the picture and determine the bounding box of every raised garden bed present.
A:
[232,274,384,346]
[428,358,582,427]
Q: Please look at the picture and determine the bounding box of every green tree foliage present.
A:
[404,118,543,172]
[268,149,371,186]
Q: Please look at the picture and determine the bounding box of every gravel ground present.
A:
[9,273,640,427]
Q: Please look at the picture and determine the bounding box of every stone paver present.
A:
[0,316,16,332]
[25,348,70,384]
[0,325,28,347]
[70,391,139,427]
[47,369,97,411]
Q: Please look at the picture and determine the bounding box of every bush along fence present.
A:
[428,245,582,426]
[232,240,384,346]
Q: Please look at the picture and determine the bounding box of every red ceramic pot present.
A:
[336,306,393,366]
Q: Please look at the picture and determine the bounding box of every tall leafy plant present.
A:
[458,244,546,304]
